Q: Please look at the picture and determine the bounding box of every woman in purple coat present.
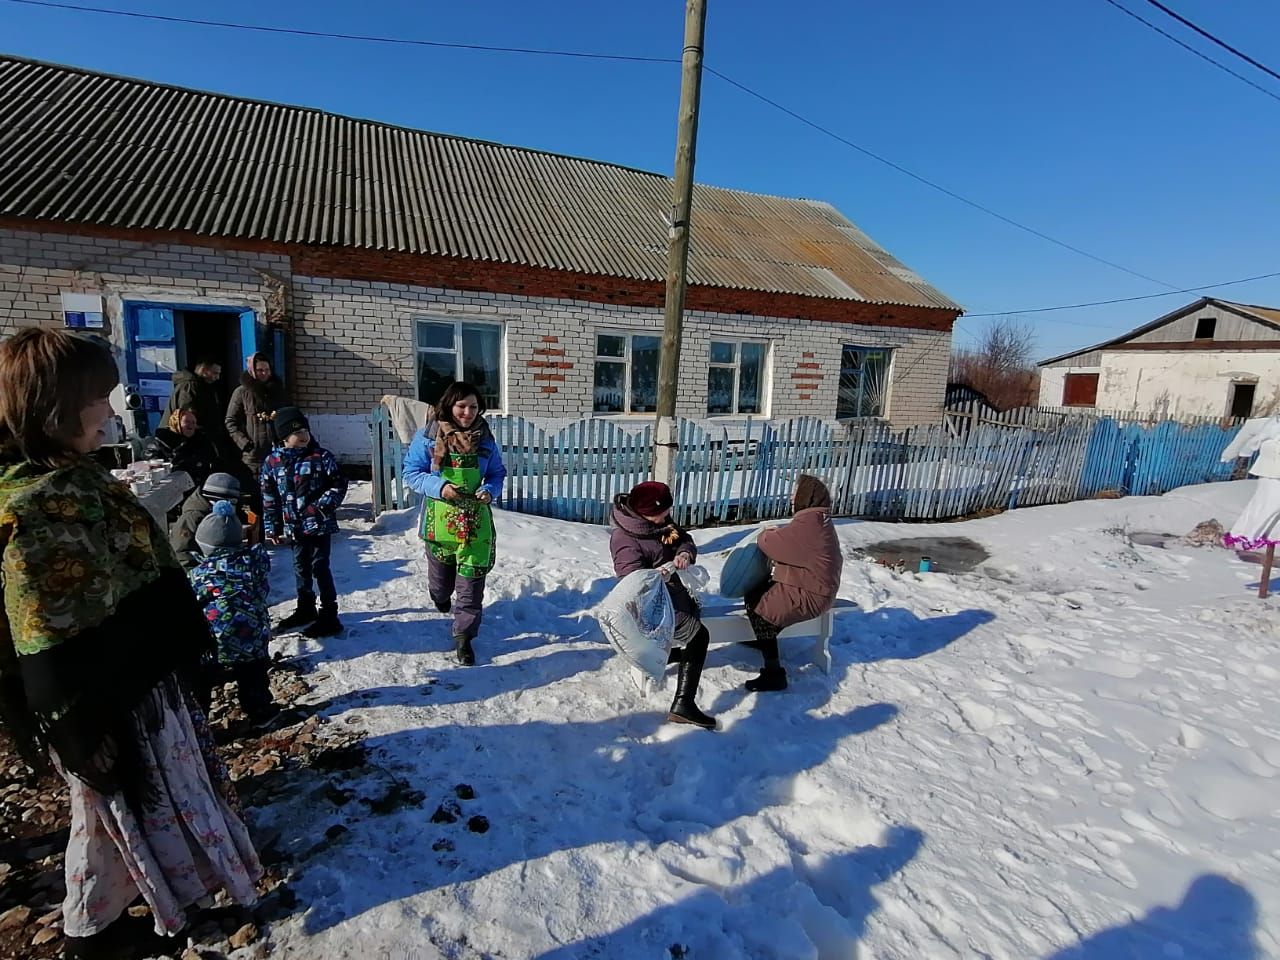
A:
[608,481,715,730]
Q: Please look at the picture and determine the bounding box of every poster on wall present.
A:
[61,292,104,329]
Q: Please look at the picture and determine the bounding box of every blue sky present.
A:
[3,0,1279,360]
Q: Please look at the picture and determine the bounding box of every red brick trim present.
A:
[1,217,960,331]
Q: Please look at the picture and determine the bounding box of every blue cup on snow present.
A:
[918,556,933,573]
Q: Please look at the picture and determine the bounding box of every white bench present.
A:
[629,597,856,695]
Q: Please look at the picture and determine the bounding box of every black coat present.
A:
[164,370,226,441]
[142,428,219,488]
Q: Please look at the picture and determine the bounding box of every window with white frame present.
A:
[593,332,661,413]
[836,345,892,418]
[706,340,767,415]
[415,319,504,410]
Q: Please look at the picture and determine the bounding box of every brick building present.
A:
[0,56,961,459]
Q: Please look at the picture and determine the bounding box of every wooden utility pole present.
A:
[654,0,708,486]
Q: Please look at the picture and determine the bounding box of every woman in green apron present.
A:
[403,381,507,665]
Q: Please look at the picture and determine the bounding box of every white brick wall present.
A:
[2,228,952,431]
[292,280,952,428]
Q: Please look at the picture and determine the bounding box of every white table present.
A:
[137,471,194,529]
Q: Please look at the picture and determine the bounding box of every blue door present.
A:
[123,303,178,434]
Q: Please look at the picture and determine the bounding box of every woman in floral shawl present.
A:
[403,381,507,666]
[0,328,260,958]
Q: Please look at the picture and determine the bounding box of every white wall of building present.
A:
[1097,351,1280,418]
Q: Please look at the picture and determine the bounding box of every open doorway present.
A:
[1229,382,1256,420]
[176,309,244,404]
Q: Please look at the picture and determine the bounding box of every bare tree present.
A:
[950,317,1040,410]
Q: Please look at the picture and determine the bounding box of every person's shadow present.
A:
[532,826,924,959]
[836,607,996,663]
[1046,874,1260,959]
[290,700,899,934]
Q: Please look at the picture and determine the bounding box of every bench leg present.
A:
[812,612,833,674]
[630,665,667,697]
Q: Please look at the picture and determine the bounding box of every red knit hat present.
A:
[627,481,673,516]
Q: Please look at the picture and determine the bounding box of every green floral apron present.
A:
[419,450,496,579]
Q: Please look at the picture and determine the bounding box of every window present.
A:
[1062,372,1099,406]
[415,319,503,410]
[593,332,660,413]
[836,346,892,418]
[706,341,767,415]
[1194,317,1216,340]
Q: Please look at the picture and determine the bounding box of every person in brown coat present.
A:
[743,474,843,692]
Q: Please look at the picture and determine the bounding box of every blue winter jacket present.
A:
[261,439,348,539]
[403,418,507,503]
[189,543,272,664]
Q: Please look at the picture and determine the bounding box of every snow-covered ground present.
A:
[256,480,1277,959]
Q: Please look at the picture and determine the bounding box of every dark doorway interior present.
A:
[177,309,244,405]
[1230,383,1256,419]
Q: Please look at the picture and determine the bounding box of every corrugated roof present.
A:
[1220,300,1280,327]
[1037,296,1280,366]
[0,55,961,312]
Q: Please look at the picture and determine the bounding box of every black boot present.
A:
[667,646,684,665]
[454,634,475,666]
[745,665,788,692]
[433,596,452,614]
[303,605,342,638]
[275,595,317,632]
[667,649,716,730]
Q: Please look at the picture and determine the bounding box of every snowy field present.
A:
[256,479,1277,959]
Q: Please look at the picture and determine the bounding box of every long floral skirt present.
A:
[56,686,262,937]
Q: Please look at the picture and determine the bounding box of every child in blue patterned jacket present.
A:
[190,500,278,724]
[260,406,348,638]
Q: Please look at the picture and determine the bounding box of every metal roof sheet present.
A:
[0,55,961,312]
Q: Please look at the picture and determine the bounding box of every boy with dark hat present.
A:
[170,471,254,568]
[261,406,348,638]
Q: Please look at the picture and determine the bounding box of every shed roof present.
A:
[1037,297,1280,366]
[0,55,961,312]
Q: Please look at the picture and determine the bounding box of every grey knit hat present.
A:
[196,500,243,555]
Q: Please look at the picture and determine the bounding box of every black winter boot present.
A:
[667,651,716,730]
[275,595,318,632]
[454,634,475,666]
[303,605,343,638]
[745,666,788,692]
[433,596,452,614]
[667,646,684,665]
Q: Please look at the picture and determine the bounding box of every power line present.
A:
[1100,0,1280,105]
[0,0,679,64]
[703,66,1178,291]
[5,0,1184,293]
[962,268,1280,319]
[1139,0,1280,85]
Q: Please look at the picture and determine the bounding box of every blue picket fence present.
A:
[370,406,1243,525]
